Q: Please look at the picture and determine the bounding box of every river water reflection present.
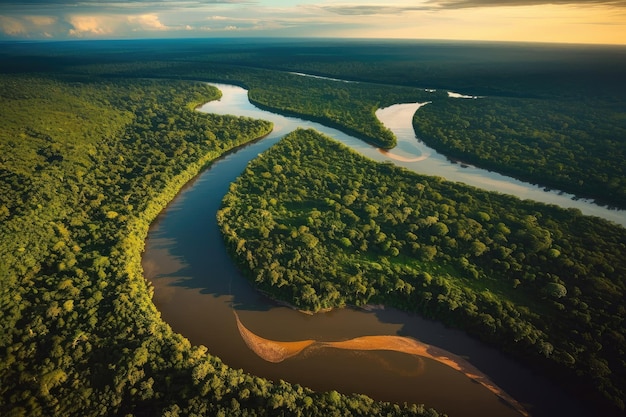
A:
[142,83,604,417]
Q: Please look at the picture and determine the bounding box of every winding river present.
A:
[142,83,618,417]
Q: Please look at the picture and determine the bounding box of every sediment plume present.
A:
[234,311,315,363]
[235,311,529,416]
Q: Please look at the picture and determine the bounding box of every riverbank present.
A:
[0,77,293,417]
[218,126,624,416]
[145,117,535,417]
[145,82,613,417]
[206,83,626,227]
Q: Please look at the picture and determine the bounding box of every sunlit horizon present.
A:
[0,0,625,45]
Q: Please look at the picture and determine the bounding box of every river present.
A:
[142,83,608,417]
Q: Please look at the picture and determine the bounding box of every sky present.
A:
[0,0,625,45]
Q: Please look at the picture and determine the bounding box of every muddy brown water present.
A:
[142,83,598,417]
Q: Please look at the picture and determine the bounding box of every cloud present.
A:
[66,13,174,36]
[0,0,256,15]
[317,0,626,13]
[0,0,252,5]
[0,0,624,43]
[431,0,626,8]
[68,15,115,35]
[23,15,57,26]
[0,0,259,38]
[127,13,167,30]
[0,15,27,35]
[320,5,431,15]
[0,14,60,37]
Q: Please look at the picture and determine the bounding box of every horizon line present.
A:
[2,36,625,48]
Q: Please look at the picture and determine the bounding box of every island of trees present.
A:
[219,128,626,414]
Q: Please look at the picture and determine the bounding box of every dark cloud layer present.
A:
[0,0,252,13]
[0,0,249,4]
[321,0,626,15]
[321,6,430,16]
[435,0,626,8]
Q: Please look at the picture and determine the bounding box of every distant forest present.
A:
[4,39,622,207]
[1,39,625,416]
[2,39,625,206]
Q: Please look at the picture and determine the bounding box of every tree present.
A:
[544,282,567,299]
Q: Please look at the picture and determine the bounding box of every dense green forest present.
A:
[186,39,625,99]
[6,39,624,99]
[218,129,626,414]
[191,41,626,208]
[2,40,625,206]
[87,61,439,150]
[83,42,626,207]
[0,75,441,416]
[412,97,626,208]
[2,39,625,416]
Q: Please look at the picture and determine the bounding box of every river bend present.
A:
[142,83,602,417]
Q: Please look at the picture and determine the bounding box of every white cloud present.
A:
[0,16,27,35]
[68,15,115,36]
[127,13,168,30]
[319,5,431,15]
[24,16,57,26]
[67,13,171,37]
[0,14,61,38]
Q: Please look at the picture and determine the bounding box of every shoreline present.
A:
[234,310,530,417]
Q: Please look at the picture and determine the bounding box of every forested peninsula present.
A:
[0,75,440,416]
[218,129,626,414]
